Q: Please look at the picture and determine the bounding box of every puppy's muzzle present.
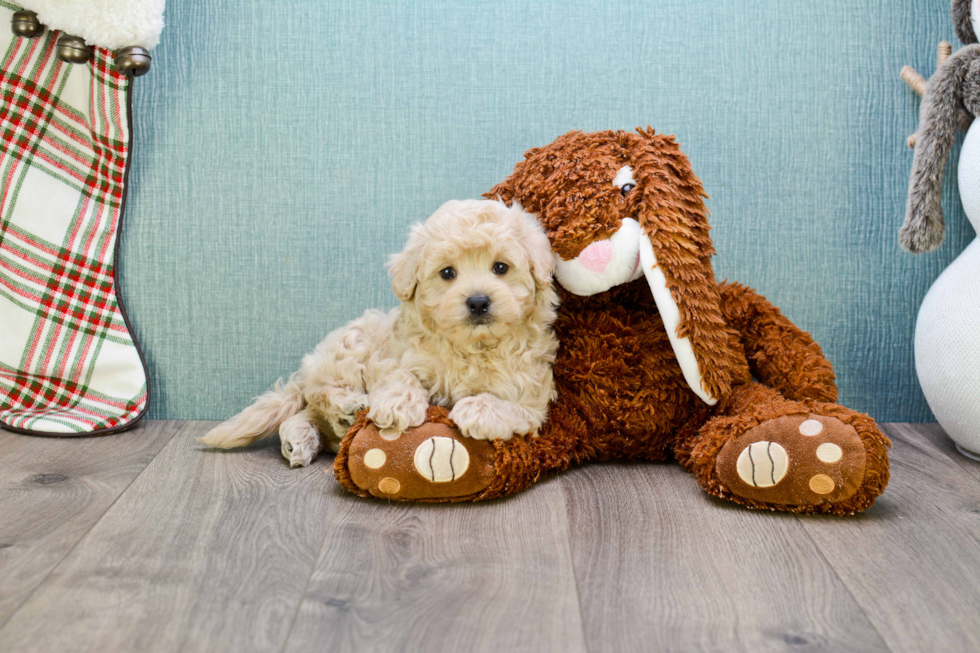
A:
[465,294,492,325]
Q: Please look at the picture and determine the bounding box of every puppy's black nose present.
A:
[466,294,491,317]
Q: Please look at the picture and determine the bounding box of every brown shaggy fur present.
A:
[334,128,891,515]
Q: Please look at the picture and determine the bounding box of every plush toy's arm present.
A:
[900,41,973,148]
[718,282,838,403]
[901,45,980,253]
[366,368,430,435]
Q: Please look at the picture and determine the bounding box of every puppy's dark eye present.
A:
[620,183,636,196]
[492,262,509,275]
[440,267,456,280]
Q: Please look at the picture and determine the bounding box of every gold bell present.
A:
[114,46,152,77]
[11,10,44,38]
[56,34,92,64]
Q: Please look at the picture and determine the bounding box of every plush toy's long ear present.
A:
[630,127,743,405]
[902,46,980,253]
[387,223,426,301]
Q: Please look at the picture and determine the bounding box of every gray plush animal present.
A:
[902,0,980,252]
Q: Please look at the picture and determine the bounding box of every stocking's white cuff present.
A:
[16,0,165,50]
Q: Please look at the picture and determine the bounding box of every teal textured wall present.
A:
[123,0,972,422]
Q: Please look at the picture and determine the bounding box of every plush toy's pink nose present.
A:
[576,240,614,273]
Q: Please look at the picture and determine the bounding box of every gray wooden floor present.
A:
[0,422,978,653]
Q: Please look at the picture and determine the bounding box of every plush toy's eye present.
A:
[492,262,509,275]
[440,267,456,280]
[620,183,636,196]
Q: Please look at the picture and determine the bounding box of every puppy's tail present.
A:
[198,375,305,449]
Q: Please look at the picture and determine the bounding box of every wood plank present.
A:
[0,420,178,626]
[797,424,980,653]
[562,462,889,653]
[0,421,338,652]
[284,477,587,653]
[904,422,980,484]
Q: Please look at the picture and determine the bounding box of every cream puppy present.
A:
[198,199,559,467]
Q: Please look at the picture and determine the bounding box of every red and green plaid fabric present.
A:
[0,2,148,435]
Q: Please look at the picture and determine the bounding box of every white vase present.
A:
[914,122,980,459]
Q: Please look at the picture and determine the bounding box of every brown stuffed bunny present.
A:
[334,128,891,515]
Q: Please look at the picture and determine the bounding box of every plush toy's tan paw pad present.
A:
[345,422,495,500]
[716,414,867,506]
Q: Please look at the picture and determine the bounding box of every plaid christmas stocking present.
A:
[0,1,163,435]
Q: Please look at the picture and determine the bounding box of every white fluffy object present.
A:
[914,121,980,458]
[16,0,165,50]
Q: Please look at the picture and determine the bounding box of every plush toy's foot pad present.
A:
[715,414,867,506]
[344,421,496,500]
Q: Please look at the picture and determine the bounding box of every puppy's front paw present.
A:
[449,397,515,441]
[368,386,428,433]
[338,390,370,423]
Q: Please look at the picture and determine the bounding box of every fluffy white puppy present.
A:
[198,199,559,467]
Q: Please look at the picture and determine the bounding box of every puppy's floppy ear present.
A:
[387,223,426,302]
[520,211,555,288]
[514,206,559,326]
[630,127,743,405]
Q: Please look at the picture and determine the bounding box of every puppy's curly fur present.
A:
[198,199,558,467]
